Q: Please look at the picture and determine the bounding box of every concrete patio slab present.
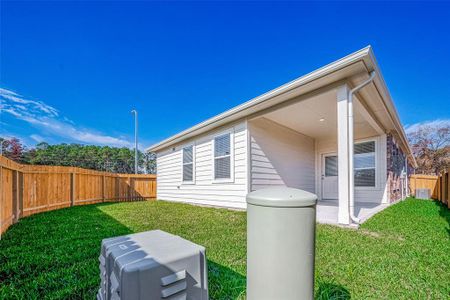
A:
[316,200,389,226]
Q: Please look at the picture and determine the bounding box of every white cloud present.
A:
[0,88,59,117]
[404,119,450,134]
[1,87,133,148]
[30,134,45,143]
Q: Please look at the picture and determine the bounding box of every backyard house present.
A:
[148,46,417,225]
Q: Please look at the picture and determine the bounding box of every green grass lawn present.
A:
[0,198,449,299]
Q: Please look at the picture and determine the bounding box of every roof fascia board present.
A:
[364,48,417,167]
[148,46,372,152]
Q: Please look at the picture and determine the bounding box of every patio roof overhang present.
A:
[148,46,417,168]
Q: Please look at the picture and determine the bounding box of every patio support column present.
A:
[337,85,350,225]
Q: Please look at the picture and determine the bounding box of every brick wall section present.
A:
[386,133,412,202]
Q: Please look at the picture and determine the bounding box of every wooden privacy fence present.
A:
[410,172,450,209]
[409,174,439,199]
[0,155,156,234]
[436,171,449,208]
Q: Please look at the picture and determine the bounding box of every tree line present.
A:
[0,137,156,174]
[407,122,450,175]
[2,120,449,176]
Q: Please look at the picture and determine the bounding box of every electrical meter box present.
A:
[97,230,208,300]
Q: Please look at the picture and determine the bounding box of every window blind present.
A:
[182,145,193,182]
[325,156,338,177]
[214,134,231,179]
[354,141,376,187]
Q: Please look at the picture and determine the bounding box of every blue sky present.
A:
[1,1,450,149]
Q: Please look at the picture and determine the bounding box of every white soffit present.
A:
[149,46,374,152]
[262,90,378,141]
[148,45,415,167]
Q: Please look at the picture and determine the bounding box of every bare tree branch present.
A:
[407,122,450,174]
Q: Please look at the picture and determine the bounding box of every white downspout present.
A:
[404,156,409,198]
[348,71,376,224]
[401,177,404,201]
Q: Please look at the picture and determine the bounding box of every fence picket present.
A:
[0,155,156,234]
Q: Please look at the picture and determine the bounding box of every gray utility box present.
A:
[246,187,318,300]
[416,188,431,200]
[98,230,208,300]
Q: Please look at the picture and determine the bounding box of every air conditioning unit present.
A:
[98,230,208,300]
[416,188,431,200]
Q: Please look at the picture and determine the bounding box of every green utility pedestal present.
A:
[247,187,317,300]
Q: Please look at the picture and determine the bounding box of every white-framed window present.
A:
[182,145,194,183]
[213,131,234,182]
[354,141,376,187]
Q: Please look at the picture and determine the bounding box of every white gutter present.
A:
[148,46,373,152]
[348,71,376,224]
[366,50,417,169]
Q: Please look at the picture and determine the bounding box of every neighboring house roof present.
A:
[148,46,416,167]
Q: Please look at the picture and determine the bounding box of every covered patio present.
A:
[151,46,416,226]
[247,54,395,225]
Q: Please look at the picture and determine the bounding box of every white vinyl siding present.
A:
[249,118,315,192]
[156,122,248,209]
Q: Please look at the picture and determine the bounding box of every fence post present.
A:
[102,175,106,202]
[20,173,23,217]
[18,172,23,220]
[12,171,19,223]
[115,177,120,201]
[129,177,134,201]
[447,172,450,209]
[445,173,449,205]
[70,173,76,206]
[437,175,441,201]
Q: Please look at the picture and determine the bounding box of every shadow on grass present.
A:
[1,201,354,300]
[0,204,134,299]
[433,200,450,237]
[316,281,351,300]
[207,262,351,300]
[0,203,247,299]
[208,260,246,299]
